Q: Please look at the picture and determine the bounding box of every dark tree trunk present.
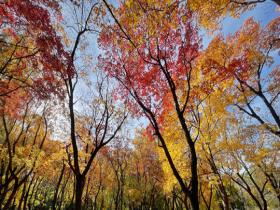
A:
[23,175,35,210]
[53,164,65,210]
[189,142,199,210]
[75,175,85,210]
[3,181,19,210]
[18,182,27,210]
[58,171,70,210]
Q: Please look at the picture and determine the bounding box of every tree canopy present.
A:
[0,0,279,210]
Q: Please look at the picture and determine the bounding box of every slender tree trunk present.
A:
[27,177,38,209]
[58,171,70,210]
[207,145,229,210]
[18,182,27,210]
[53,164,65,210]
[100,191,104,210]
[23,175,35,210]
[115,178,120,210]
[220,185,230,210]
[31,178,43,209]
[28,177,40,209]
[93,175,102,210]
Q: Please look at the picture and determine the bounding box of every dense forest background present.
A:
[0,0,279,209]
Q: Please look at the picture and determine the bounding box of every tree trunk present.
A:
[58,172,70,210]
[189,142,199,210]
[53,164,65,210]
[75,175,85,210]
[18,182,26,210]
[23,175,35,210]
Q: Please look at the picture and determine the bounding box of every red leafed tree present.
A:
[98,1,235,209]
[0,0,73,103]
[0,2,73,208]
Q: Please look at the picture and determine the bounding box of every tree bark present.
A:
[75,175,85,210]
[53,163,65,210]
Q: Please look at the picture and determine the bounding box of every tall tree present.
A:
[62,1,127,209]
[99,0,245,209]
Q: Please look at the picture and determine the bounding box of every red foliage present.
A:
[98,6,200,122]
[0,0,74,99]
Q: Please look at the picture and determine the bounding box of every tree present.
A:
[99,1,246,209]
[62,2,127,209]
[199,15,280,209]
[202,17,280,137]
[0,1,279,209]
[0,0,72,99]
